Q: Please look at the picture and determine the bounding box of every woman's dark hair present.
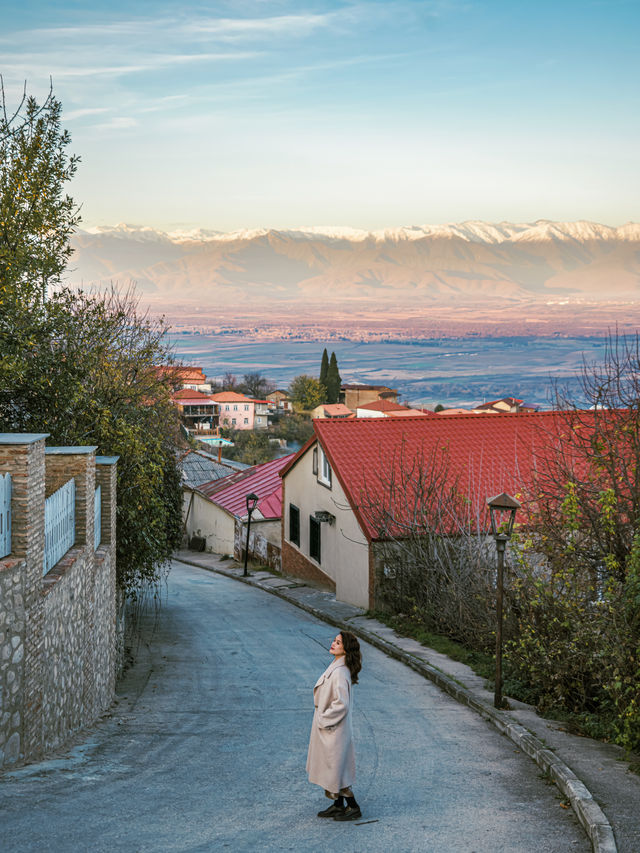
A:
[341,631,362,684]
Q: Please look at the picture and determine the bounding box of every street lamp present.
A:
[243,492,259,577]
[487,492,521,709]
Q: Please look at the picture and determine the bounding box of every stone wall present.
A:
[0,435,119,769]
[0,558,26,766]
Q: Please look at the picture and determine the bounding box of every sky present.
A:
[2,0,639,232]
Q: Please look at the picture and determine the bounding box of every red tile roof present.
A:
[210,391,253,403]
[199,454,295,519]
[173,389,215,402]
[282,412,599,541]
[317,403,355,418]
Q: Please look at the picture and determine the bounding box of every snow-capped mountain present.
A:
[67,220,640,303]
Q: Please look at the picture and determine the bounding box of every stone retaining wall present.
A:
[0,435,119,769]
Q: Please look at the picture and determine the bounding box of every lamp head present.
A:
[487,492,520,538]
[246,492,259,514]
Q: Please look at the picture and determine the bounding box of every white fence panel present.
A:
[44,478,76,575]
[94,485,102,550]
[0,473,11,559]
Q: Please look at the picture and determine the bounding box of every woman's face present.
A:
[330,634,344,656]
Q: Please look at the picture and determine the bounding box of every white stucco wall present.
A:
[283,442,370,608]
[183,489,235,555]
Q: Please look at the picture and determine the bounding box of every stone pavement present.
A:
[174,549,640,853]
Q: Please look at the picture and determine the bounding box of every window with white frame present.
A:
[244,418,249,425]
[244,404,249,411]
[318,446,332,487]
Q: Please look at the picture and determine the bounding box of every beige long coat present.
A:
[306,658,356,793]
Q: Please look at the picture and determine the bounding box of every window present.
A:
[312,447,318,475]
[318,446,332,487]
[244,404,249,411]
[309,515,321,563]
[225,404,230,411]
[289,504,300,546]
[244,418,249,425]
[234,404,238,411]
[232,418,236,425]
[257,417,263,424]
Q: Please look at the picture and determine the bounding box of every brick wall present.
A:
[0,436,119,769]
[281,540,336,591]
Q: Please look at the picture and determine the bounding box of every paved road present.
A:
[0,560,588,852]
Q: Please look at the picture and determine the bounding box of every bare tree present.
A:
[355,439,497,651]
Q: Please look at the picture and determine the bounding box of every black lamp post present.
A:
[487,492,520,709]
[243,493,259,577]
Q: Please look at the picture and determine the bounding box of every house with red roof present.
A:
[183,454,294,568]
[312,403,355,419]
[471,397,538,414]
[210,391,269,431]
[172,388,219,435]
[356,400,429,418]
[340,384,399,410]
[279,411,588,608]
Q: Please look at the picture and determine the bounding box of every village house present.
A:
[211,392,269,431]
[182,454,294,569]
[356,400,431,418]
[311,403,354,419]
[471,397,538,414]
[266,390,293,414]
[172,389,219,436]
[279,412,574,609]
[155,365,212,394]
[340,384,399,410]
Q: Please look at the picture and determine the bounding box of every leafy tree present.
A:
[434,403,445,413]
[220,428,274,465]
[241,371,275,399]
[289,374,326,411]
[319,348,329,388]
[0,286,183,594]
[0,81,80,302]
[0,85,182,596]
[325,351,342,403]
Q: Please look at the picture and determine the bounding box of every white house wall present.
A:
[183,489,235,555]
[283,443,370,608]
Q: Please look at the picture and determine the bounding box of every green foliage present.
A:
[0,85,182,596]
[288,374,326,411]
[220,428,274,465]
[325,351,341,403]
[1,83,80,302]
[369,609,494,679]
[269,412,314,447]
[0,286,184,595]
[505,529,640,751]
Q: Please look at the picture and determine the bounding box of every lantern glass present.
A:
[487,493,520,539]
[246,492,259,514]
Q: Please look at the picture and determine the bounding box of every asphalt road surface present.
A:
[0,560,588,852]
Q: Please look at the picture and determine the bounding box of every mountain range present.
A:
[66,221,640,304]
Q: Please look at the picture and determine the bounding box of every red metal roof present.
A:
[198,454,295,519]
[283,412,599,541]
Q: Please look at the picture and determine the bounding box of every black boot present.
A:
[333,796,361,821]
[317,796,345,818]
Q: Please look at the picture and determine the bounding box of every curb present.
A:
[176,555,617,853]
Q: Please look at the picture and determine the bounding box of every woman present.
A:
[306,630,362,821]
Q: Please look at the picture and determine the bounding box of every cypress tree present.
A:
[320,348,329,389]
[326,351,342,403]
